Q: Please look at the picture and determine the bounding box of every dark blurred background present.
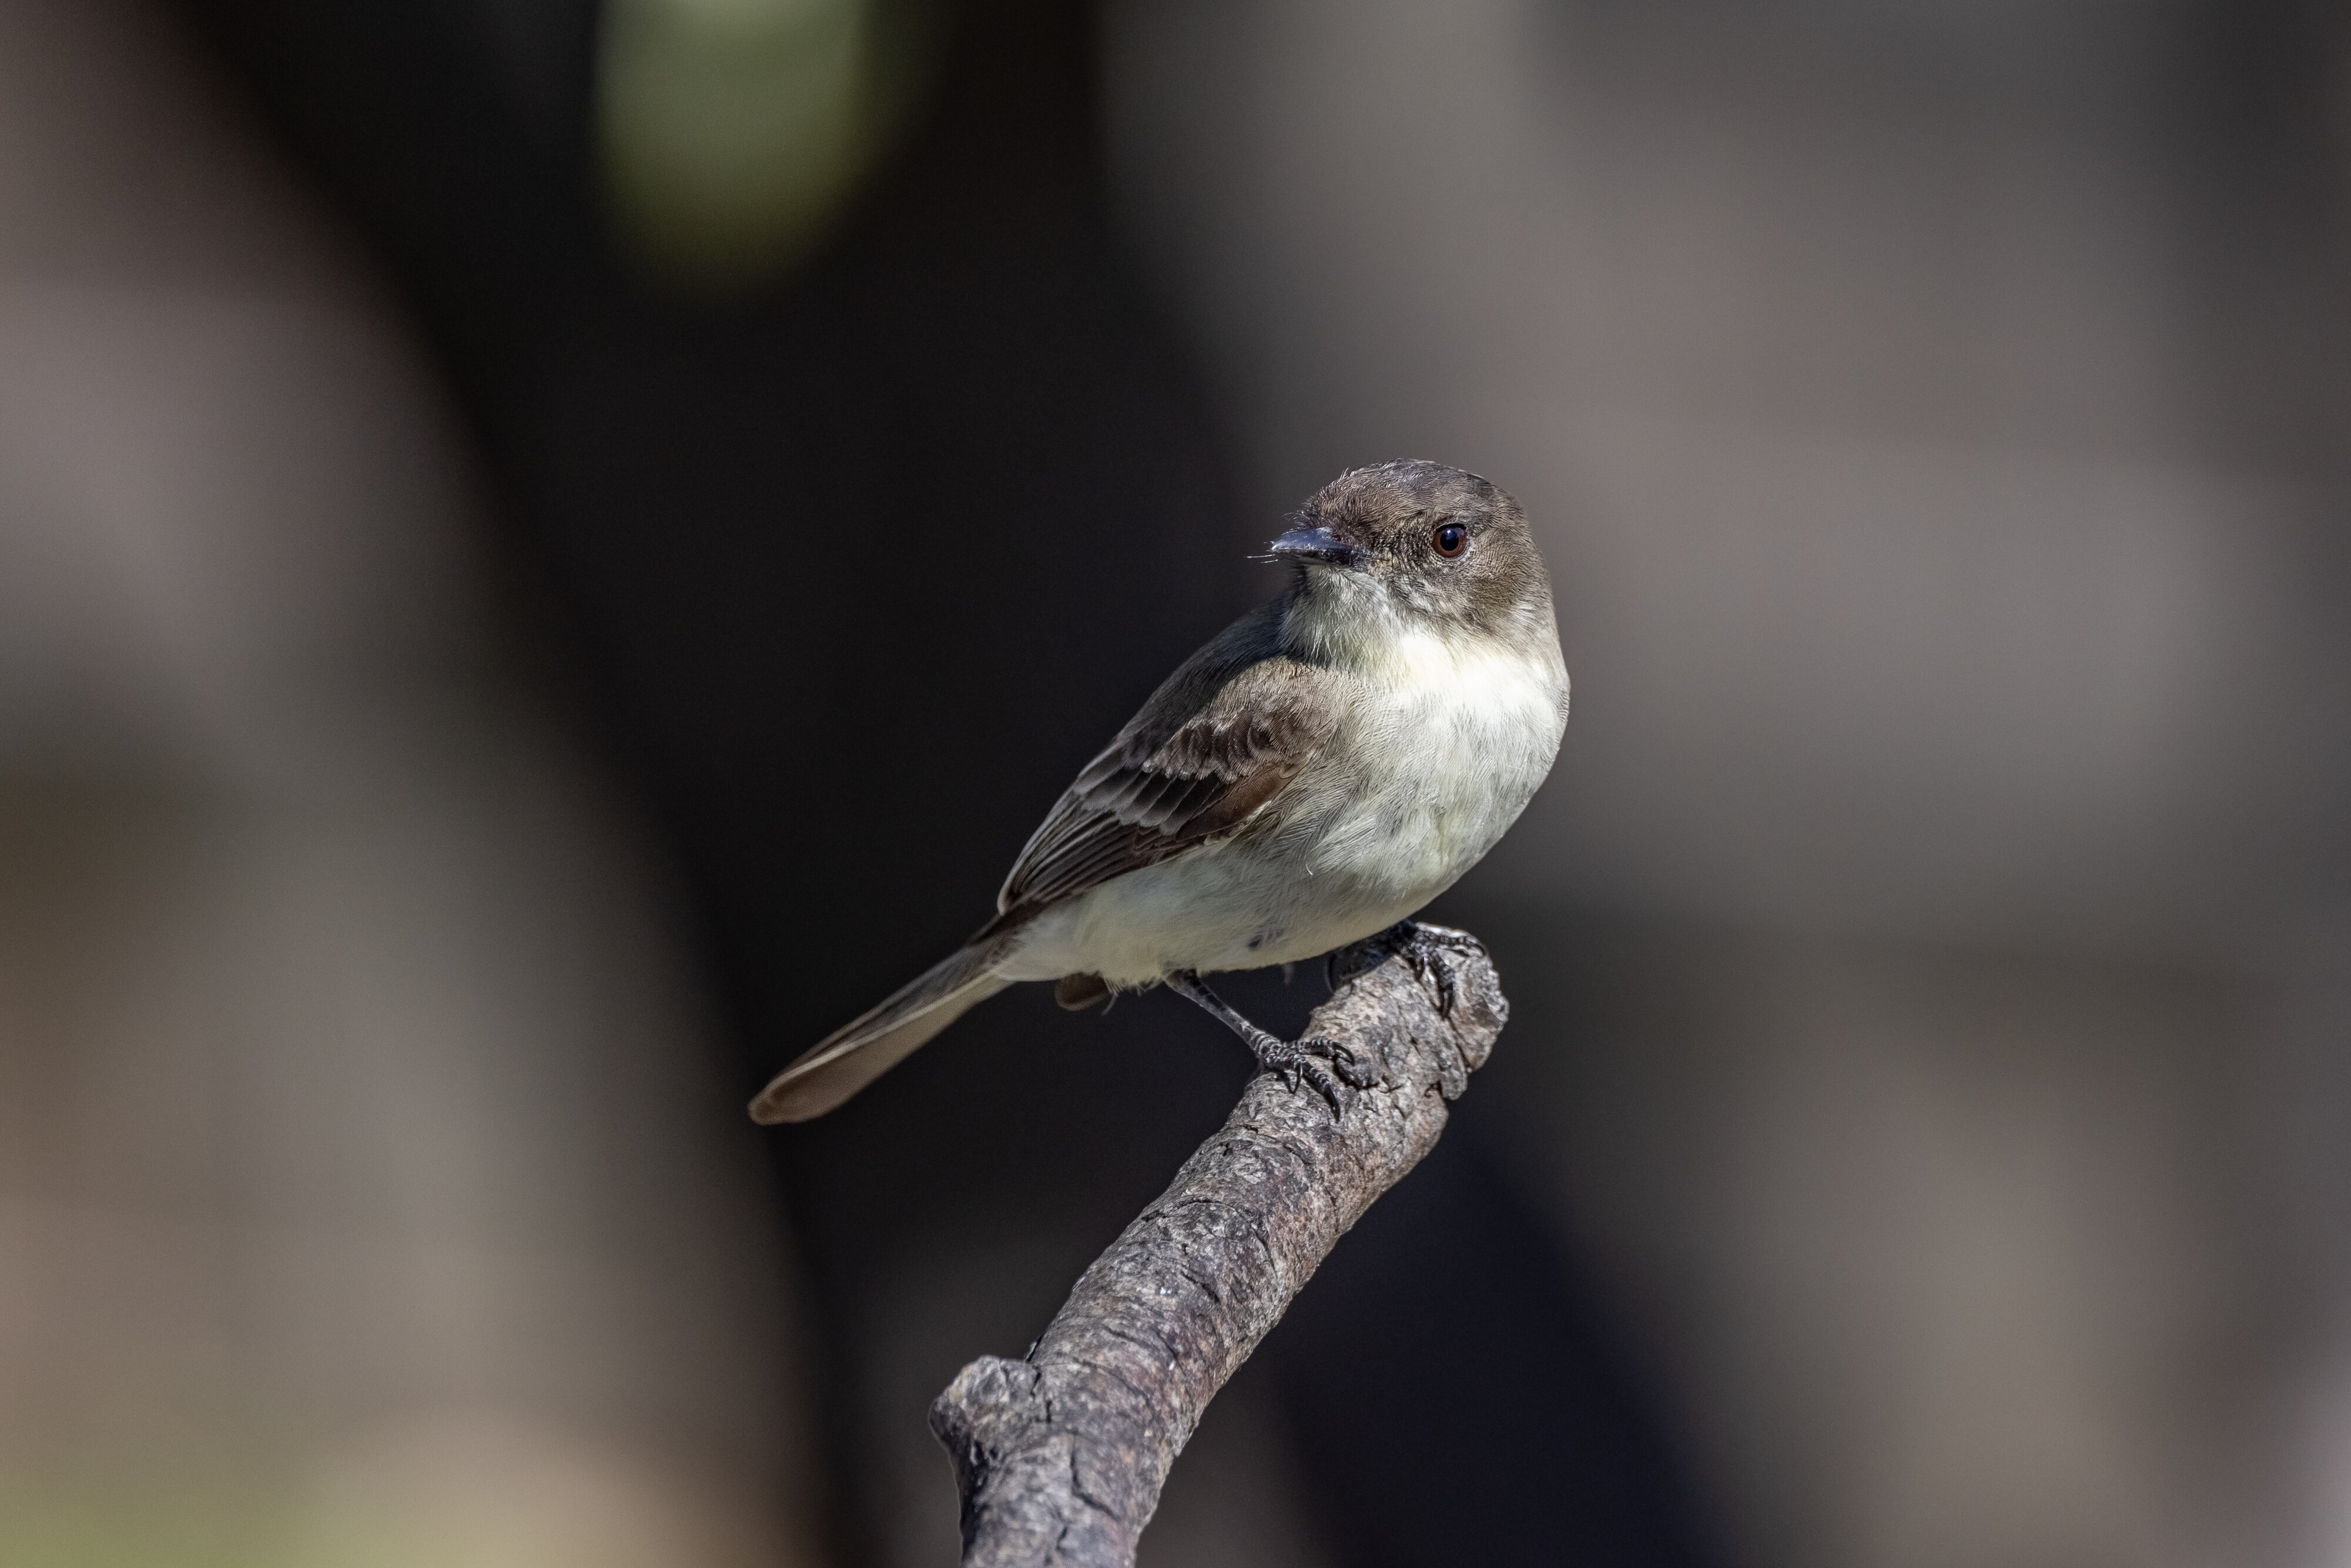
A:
[2,0,2347,1564]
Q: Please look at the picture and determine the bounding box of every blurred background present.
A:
[2,0,2347,1563]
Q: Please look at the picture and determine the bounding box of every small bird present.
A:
[751,460,1569,1123]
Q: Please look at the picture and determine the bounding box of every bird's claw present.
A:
[1258,1036,1375,1114]
[1162,967,1380,1116]
[1388,920,1488,1018]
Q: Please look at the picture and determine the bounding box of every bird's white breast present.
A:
[1002,617,1568,987]
[1306,624,1568,906]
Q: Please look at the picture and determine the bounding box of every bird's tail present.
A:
[749,939,1014,1124]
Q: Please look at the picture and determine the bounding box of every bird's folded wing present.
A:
[985,654,1339,927]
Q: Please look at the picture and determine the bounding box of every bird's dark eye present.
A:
[1432,522,1468,557]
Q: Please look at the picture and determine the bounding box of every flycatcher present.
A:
[751,460,1569,1123]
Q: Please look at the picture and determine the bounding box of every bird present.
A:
[750,460,1569,1124]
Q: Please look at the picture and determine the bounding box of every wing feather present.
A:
[984,649,1338,931]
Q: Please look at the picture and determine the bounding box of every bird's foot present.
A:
[1385,920,1488,1018]
[1254,1033,1379,1113]
[1163,969,1378,1116]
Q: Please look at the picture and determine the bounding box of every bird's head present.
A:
[1270,460,1552,644]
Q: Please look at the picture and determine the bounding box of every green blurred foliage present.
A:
[598,0,939,287]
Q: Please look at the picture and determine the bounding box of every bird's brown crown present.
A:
[1288,460,1551,635]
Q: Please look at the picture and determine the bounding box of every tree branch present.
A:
[929,922,1509,1567]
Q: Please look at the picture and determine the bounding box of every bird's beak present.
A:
[1269,525,1365,569]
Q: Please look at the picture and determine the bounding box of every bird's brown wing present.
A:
[984,649,1339,932]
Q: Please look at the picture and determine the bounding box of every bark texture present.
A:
[929,923,1509,1567]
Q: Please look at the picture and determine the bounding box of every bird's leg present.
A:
[1162,971,1378,1112]
[1382,920,1489,1018]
